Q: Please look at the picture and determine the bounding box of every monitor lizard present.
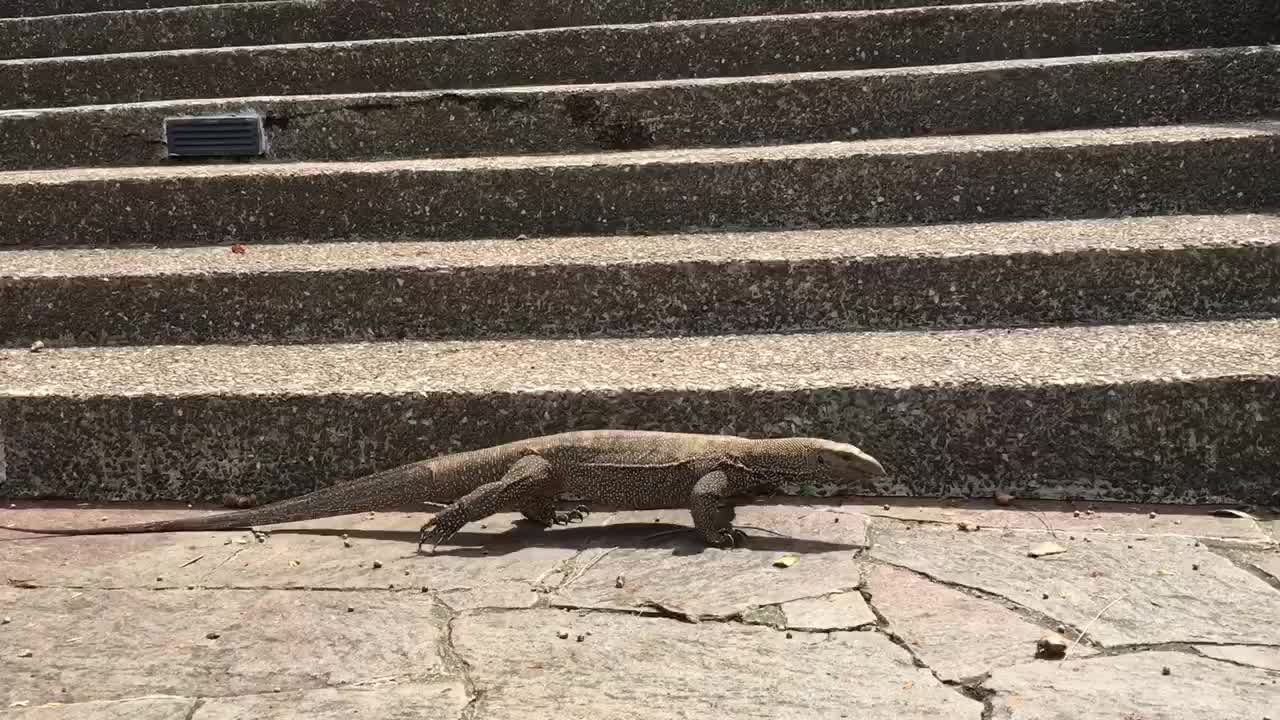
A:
[2,429,886,552]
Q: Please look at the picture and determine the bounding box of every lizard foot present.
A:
[552,505,591,525]
[417,513,466,554]
[701,528,749,549]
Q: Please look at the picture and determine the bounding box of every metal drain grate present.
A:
[164,113,265,159]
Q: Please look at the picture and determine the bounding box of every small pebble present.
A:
[882,504,890,511]
[615,575,626,589]
[29,341,44,353]
[156,576,163,582]
[556,630,569,640]
[187,585,195,590]
[372,561,383,569]
[205,632,220,640]
[17,649,33,658]
[1192,563,1200,571]
[833,517,839,524]
[785,632,793,639]
[1,617,10,625]
[1042,592,1050,600]
[404,570,411,576]
[1035,633,1069,660]
[342,533,349,540]
[576,634,585,643]
[421,586,430,593]
[1161,666,1171,676]
[515,234,529,241]
[1149,512,1157,519]
[343,540,352,548]
[1073,510,1081,518]
[1055,625,1066,634]
[347,606,355,613]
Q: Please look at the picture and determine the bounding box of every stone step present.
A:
[3,214,1278,348]
[4,46,1277,171]
[1,0,1004,59]
[1,318,1276,504]
[1,0,274,19]
[3,122,1277,249]
[4,0,1276,109]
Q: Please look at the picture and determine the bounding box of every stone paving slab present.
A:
[870,520,1280,646]
[6,46,1278,171]
[0,0,997,59]
[3,212,1277,348]
[1195,645,1280,672]
[451,609,983,719]
[550,507,868,619]
[2,503,1275,718]
[864,564,1097,681]
[0,587,449,708]
[842,496,1276,542]
[983,651,1280,719]
[3,121,1277,248]
[5,0,1275,110]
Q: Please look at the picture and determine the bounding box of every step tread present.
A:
[8,45,1272,116]
[7,121,1279,186]
[2,214,1276,278]
[3,319,1276,397]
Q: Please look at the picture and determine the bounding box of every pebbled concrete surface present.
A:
[2,122,1278,248]
[1,501,1274,718]
[3,0,1277,110]
[1,213,1277,347]
[0,0,1010,59]
[5,46,1277,171]
[1,318,1277,505]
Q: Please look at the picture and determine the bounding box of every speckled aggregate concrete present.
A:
[0,0,1011,59]
[2,0,275,18]
[3,0,1277,109]
[0,319,1276,503]
[2,122,1278,248]
[4,46,1278,171]
[1,214,1277,346]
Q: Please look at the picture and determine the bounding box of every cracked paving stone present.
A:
[774,591,877,631]
[550,507,867,619]
[1250,550,1280,583]
[837,499,1274,542]
[0,587,447,708]
[1194,645,1280,672]
[865,565,1095,682]
[452,609,982,719]
[2,697,196,720]
[870,522,1280,646]
[0,508,580,610]
[985,651,1280,719]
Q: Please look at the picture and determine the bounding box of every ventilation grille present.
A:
[164,113,265,158]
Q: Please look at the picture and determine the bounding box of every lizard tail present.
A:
[2,461,435,537]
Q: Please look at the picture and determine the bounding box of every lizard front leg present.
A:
[689,469,751,548]
[418,454,562,553]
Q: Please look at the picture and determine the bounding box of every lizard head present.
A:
[740,436,886,489]
[804,438,887,483]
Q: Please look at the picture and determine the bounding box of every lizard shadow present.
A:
[270,520,864,557]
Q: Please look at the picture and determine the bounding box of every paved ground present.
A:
[2,498,1277,719]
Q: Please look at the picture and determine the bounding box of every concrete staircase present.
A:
[0,0,1277,506]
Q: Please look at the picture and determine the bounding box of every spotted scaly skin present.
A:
[4,430,886,552]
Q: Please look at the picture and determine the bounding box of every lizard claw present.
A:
[703,528,749,549]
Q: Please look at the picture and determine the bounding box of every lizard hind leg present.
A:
[417,454,564,553]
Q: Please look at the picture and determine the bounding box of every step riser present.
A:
[4,0,1275,109]
[4,243,1278,347]
[1,0,1009,59]
[4,132,1277,248]
[5,48,1277,171]
[3,377,1275,505]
